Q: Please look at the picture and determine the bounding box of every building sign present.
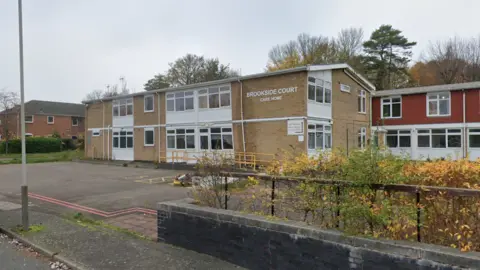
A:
[246,87,298,102]
[287,119,304,135]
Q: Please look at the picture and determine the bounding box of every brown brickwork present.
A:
[134,127,160,161]
[134,94,161,126]
[331,70,371,151]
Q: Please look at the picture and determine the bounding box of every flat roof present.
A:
[374,81,480,97]
[85,63,375,103]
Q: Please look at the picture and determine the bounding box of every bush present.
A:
[0,137,62,154]
[61,138,77,151]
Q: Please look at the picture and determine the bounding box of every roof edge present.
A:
[374,81,480,97]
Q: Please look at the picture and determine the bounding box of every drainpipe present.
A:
[156,92,161,162]
[238,79,247,156]
[107,125,111,160]
[101,100,105,160]
[463,90,466,159]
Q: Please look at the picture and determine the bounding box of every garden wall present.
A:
[157,199,480,270]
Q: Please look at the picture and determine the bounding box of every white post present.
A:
[17,0,29,231]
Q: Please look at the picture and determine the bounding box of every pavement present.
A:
[0,233,51,270]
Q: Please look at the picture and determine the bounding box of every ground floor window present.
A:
[417,129,461,148]
[358,127,367,149]
[200,127,233,150]
[113,130,133,149]
[144,128,154,146]
[468,129,480,148]
[386,130,411,148]
[167,128,195,149]
[308,124,331,150]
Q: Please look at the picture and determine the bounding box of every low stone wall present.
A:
[157,199,480,270]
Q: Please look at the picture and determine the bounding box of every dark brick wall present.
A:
[158,206,470,270]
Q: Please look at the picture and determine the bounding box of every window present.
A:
[418,129,461,148]
[358,127,367,149]
[427,92,450,116]
[144,95,154,112]
[307,77,332,104]
[113,130,133,149]
[166,129,195,149]
[358,90,366,113]
[166,91,194,112]
[198,127,233,150]
[113,98,133,117]
[144,128,154,146]
[47,116,54,124]
[198,86,231,109]
[308,124,332,150]
[72,117,79,126]
[92,130,101,137]
[469,129,480,148]
[417,130,430,147]
[386,130,411,148]
[381,97,401,118]
[25,115,33,123]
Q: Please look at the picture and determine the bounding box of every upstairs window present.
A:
[199,86,231,109]
[386,130,411,148]
[144,95,154,112]
[47,116,54,124]
[358,90,366,113]
[113,98,133,117]
[381,97,401,118]
[166,91,194,112]
[427,92,450,116]
[307,124,331,150]
[25,115,34,123]
[72,117,79,126]
[308,77,331,104]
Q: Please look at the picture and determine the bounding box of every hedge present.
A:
[0,137,62,154]
[61,138,77,151]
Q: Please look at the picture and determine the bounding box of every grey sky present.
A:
[0,0,478,103]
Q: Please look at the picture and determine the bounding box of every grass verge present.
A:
[13,224,46,235]
[0,150,84,165]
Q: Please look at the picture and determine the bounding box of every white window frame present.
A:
[199,127,234,150]
[25,115,34,123]
[381,96,402,119]
[47,116,54,124]
[112,130,133,149]
[307,77,332,105]
[358,127,367,149]
[427,92,450,117]
[113,98,133,117]
[198,86,231,110]
[166,91,194,112]
[386,130,411,148]
[144,128,154,146]
[144,95,154,112]
[307,123,332,150]
[72,117,78,126]
[92,130,101,137]
[468,128,480,148]
[166,128,196,150]
[358,90,366,114]
[416,128,462,148]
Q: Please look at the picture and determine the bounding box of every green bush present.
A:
[0,137,62,154]
[61,138,77,151]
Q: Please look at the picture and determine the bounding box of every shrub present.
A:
[61,138,77,151]
[0,137,62,153]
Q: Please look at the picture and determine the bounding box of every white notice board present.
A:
[287,119,304,135]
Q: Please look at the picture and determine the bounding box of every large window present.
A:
[308,77,331,104]
[166,91,194,112]
[113,98,133,117]
[386,130,411,148]
[167,129,195,149]
[358,127,367,149]
[469,129,480,148]
[144,128,154,146]
[417,129,461,148]
[307,124,332,150]
[113,130,133,149]
[358,90,366,113]
[199,86,231,109]
[427,92,450,116]
[199,127,233,150]
[381,97,401,118]
[144,95,154,112]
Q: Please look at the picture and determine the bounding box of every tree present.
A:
[144,54,238,90]
[0,89,20,153]
[362,25,416,90]
[335,27,364,61]
[83,77,131,102]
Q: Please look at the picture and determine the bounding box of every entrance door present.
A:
[112,128,134,161]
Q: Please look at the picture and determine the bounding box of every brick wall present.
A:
[157,200,478,270]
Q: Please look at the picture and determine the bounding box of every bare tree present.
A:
[82,76,131,102]
[0,89,20,153]
[335,27,364,60]
[425,37,469,84]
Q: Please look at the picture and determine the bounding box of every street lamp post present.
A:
[17,0,29,231]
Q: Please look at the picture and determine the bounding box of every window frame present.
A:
[144,128,154,147]
[92,130,101,137]
[47,116,54,124]
[166,128,196,150]
[468,128,480,148]
[358,90,367,114]
[166,91,195,112]
[358,127,367,149]
[381,96,402,119]
[386,130,411,148]
[307,77,332,105]
[144,95,154,112]
[112,130,133,149]
[25,115,34,123]
[416,128,462,149]
[198,86,231,110]
[72,117,79,126]
[307,123,332,150]
[112,98,133,117]
[427,92,450,117]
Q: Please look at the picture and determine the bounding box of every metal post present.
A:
[335,185,341,228]
[17,0,29,231]
[224,176,228,210]
[416,191,421,242]
[270,180,275,216]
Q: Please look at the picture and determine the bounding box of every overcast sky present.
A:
[0,0,478,103]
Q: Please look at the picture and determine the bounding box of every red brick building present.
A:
[372,82,480,160]
[0,100,85,140]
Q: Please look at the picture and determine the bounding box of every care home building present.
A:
[372,81,480,160]
[84,64,375,163]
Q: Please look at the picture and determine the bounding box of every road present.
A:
[0,234,50,270]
